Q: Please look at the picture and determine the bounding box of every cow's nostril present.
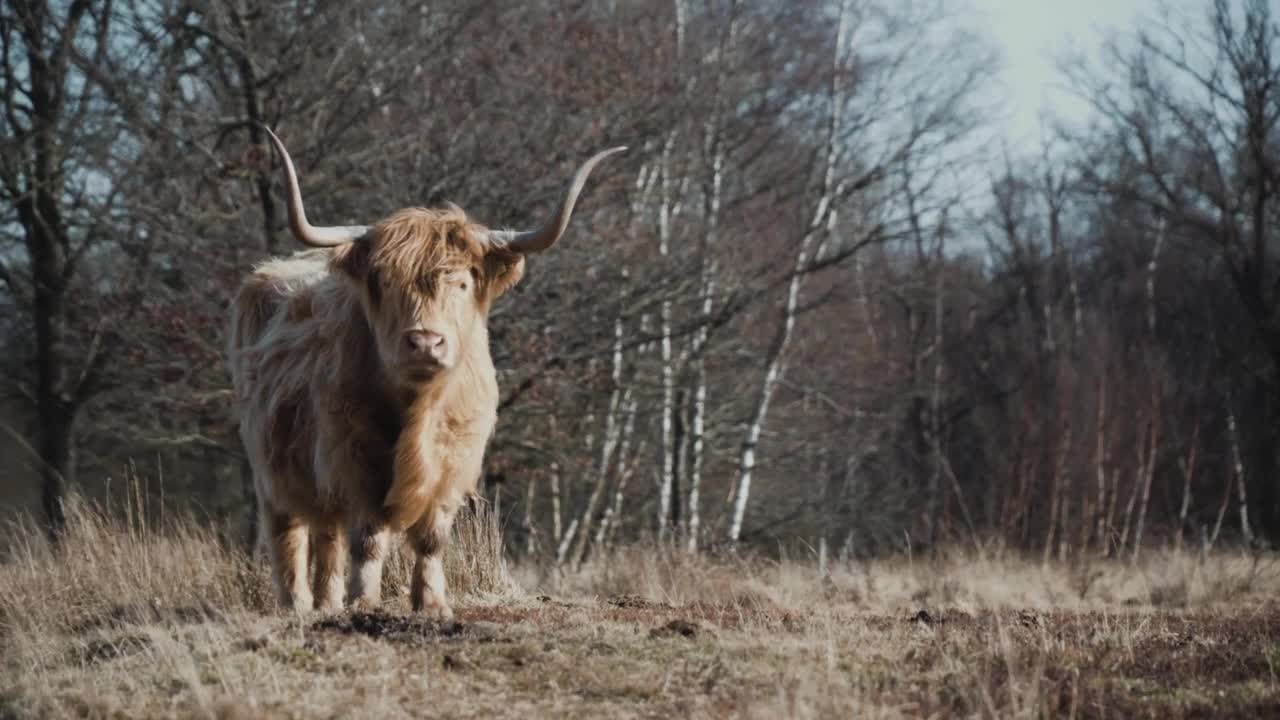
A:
[405,330,445,357]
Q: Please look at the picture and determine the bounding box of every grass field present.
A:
[2,498,1278,718]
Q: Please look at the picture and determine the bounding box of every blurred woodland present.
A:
[3,0,1279,564]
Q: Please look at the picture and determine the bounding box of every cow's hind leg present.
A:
[348,524,391,608]
[407,507,458,621]
[264,509,313,613]
[311,522,346,612]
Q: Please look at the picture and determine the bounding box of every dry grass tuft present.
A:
[1,497,1278,718]
[0,491,518,718]
[530,542,1280,615]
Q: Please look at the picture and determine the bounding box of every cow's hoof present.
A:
[280,592,314,615]
[349,595,382,611]
[315,598,345,614]
[414,600,454,622]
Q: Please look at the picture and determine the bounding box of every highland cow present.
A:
[228,126,623,616]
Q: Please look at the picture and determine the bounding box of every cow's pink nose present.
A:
[405,330,445,359]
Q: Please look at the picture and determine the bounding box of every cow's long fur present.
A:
[229,207,524,616]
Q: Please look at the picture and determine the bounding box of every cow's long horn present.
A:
[492,146,627,253]
[259,124,369,248]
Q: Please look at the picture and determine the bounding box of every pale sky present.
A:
[970,0,1162,149]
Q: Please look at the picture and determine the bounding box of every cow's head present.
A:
[260,126,623,387]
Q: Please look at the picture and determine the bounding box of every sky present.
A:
[970,0,1163,149]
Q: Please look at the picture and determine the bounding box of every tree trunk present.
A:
[38,403,75,538]
[1227,408,1254,545]
[1091,377,1109,556]
[1117,468,1140,558]
[523,473,539,558]
[550,457,563,549]
[596,395,639,550]
[686,4,736,554]
[570,318,628,566]
[656,130,678,543]
[926,229,945,549]
[729,317,792,543]
[670,388,685,532]
[11,1,121,539]
[687,361,708,553]
[555,518,579,566]
[729,0,851,544]
[1102,468,1120,557]
[1174,418,1198,554]
[1207,468,1233,552]
[1042,427,1066,564]
[1131,414,1160,564]
[25,113,75,539]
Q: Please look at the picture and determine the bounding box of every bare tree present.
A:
[0,0,185,534]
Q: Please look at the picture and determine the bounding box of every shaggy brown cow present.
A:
[229,126,623,616]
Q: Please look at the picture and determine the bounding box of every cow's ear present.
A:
[482,247,525,301]
[333,239,385,307]
[331,237,371,281]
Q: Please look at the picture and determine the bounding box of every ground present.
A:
[1,500,1278,718]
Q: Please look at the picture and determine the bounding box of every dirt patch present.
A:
[650,619,706,639]
[448,597,798,632]
[310,609,502,645]
[681,600,804,631]
[607,594,670,610]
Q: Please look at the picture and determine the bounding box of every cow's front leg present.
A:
[264,508,312,613]
[311,522,346,612]
[348,524,391,608]
[407,507,457,620]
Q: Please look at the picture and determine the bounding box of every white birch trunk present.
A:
[688,115,725,554]
[656,131,678,543]
[684,0,740,557]
[1093,378,1110,555]
[1208,467,1233,551]
[555,518,579,566]
[550,465,562,548]
[927,222,945,548]
[524,474,538,557]
[655,0,690,544]
[1131,415,1159,564]
[1174,419,1199,554]
[687,363,708,553]
[595,393,639,549]
[1147,217,1165,335]
[1227,407,1254,544]
[729,0,852,544]
[571,318,629,566]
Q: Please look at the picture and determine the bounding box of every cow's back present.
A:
[228,250,344,517]
[228,250,331,359]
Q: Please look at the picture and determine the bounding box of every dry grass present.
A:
[1,499,1278,718]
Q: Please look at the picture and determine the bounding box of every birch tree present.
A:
[729,0,855,544]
